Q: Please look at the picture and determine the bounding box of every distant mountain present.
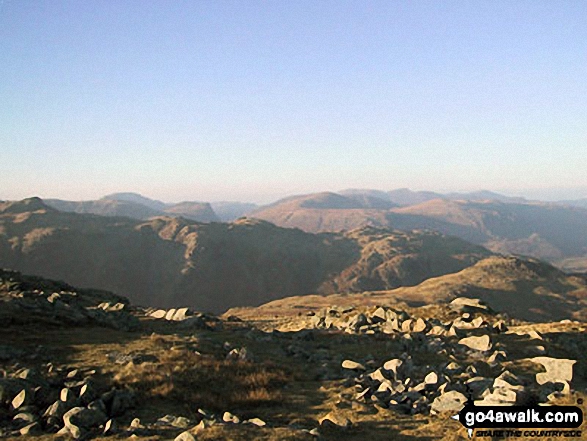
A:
[44,193,220,223]
[251,192,587,267]
[386,188,443,206]
[210,201,258,221]
[340,188,528,206]
[102,192,167,211]
[45,198,162,220]
[0,198,490,312]
[444,190,528,203]
[162,201,219,222]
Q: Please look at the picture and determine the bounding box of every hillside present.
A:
[2,269,585,440]
[251,193,587,268]
[0,198,489,313]
[236,256,587,323]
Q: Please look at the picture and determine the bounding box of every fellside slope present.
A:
[0,198,491,313]
[2,270,585,441]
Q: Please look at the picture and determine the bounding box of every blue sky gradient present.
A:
[1,1,586,202]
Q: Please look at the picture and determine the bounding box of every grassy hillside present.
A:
[0,199,489,313]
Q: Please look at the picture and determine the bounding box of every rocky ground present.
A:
[1,269,586,440]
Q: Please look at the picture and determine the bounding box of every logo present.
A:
[452,403,583,438]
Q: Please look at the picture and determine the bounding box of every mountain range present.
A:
[249,191,587,271]
[0,198,493,313]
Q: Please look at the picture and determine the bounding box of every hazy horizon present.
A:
[2,185,587,206]
[2,1,586,204]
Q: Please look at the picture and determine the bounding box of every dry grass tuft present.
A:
[114,348,290,413]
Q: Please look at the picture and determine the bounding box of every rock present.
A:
[383,358,403,374]
[476,388,523,406]
[530,357,576,386]
[11,389,30,410]
[424,372,439,385]
[246,417,266,426]
[60,387,76,404]
[103,418,117,435]
[449,297,489,312]
[79,383,97,405]
[13,412,37,425]
[171,416,191,428]
[130,417,142,428]
[222,411,240,423]
[20,422,42,436]
[319,411,352,429]
[341,360,366,371]
[371,307,387,323]
[458,335,492,352]
[412,318,427,333]
[150,309,167,319]
[368,368,388,383]
[487,350,507,364]
[172,307,190,321]
[431,390,468,414]
[226,347,253,362]
[492,320,508,333]
[63,406,108,438]
[108,389,135,416]
[43,400,71,419]
[401,319,413,333]
[348,314,368,332]
[175,430,196,441]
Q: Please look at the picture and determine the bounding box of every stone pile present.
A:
[309,299,501,337]
[0,270,139,331]
[338,334,577,416]
[146,307,217,330]
[0,364,136,438]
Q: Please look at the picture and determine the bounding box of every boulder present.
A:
[530,357,576,386]
[63,407,108,438]
[431,390,468,414]
[150,309,167,319]
[458,335,492,352]
[222,411,240,423]
[449,297,489,312]
[172,307,190,321]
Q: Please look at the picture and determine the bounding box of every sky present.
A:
[1,0,586,203]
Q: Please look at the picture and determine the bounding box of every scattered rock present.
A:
[458,335,492,352]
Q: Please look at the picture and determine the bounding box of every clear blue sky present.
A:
[1,0,586,203]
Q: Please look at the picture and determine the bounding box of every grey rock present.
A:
[63,406,108,437]
[531,357,576,387]
[431,390,468,414]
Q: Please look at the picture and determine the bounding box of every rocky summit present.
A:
[0,271,586,440]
